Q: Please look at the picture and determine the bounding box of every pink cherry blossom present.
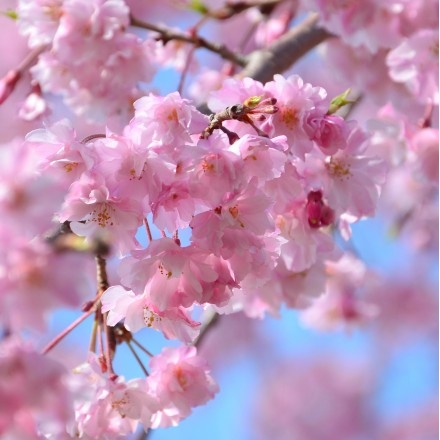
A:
[0,337,73,438]
[309,0,404,53]
[207,77,269,138]
[101,285,201,342]
[93,132,176,209]
[68,354,159,438]
[25,119,95,187]
[148,346,218,428]
[275,256,328,309]
[296,126,387,221]
[119,238,237,311]
[305,190,335,229]
[188,68,228,106]
[17,0,63,48]
[230,134,288,184]
[300,253,379,331]
[304,112,353,155]
[387,29,439,105]
[127,91,208,157]
[187,143,244,206]
[264,74,327,158]
[24,0,156,121]
[410,127,439,184]
[250,0,298,47]
[0,138,66,236]
[58,172,143,254]
[0,235,92,331]
[151,181,196,232]
[275,206,335,273]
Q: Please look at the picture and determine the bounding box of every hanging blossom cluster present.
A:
[26,74,386,323]
[14,0,156,120]
[1,72,384,437]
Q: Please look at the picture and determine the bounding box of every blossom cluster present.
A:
[26,74,386,327]
[0,0,437,438]
[0,70,385,436]
[16,0,156,120]
[0,339,217,437]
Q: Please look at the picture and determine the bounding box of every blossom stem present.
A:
[80,133,106,144]
[131,337,155,358]
[0,44,47,105]
[178,45,196,95]
[192,308,220,348]
[103,315,117,378]
[126,341,150,376]
[89,318,99,353]
[41,307,95,355]
[144,217,153,242]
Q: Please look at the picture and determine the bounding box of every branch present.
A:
[130,15,247,67]
[192,309,220,348]
[239,13,332,83]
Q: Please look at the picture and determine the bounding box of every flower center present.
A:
[90,204,115,227]
[280,106,299,130]
[326,157,351,181]
[64,162,79,173]
[143,307,162,327]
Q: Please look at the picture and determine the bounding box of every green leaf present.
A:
[3,9,18,20]
[243,95,263,109]
[189,0,209,14]
[328,88,355,114]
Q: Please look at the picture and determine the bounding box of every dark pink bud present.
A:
[306,190,334,228]
[0,70,20,105]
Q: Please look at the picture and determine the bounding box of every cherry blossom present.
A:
[387,28,439,104]
[101,285,200,342]
[0,337,73,438]
[148,346,219,428]
[264,74,327,158]
[67,354,159,438]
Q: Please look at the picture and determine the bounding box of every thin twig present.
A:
[144,217,153,242]
[103,314,117,378]
[89,318,98,353]
[80,133,106,144]
[126,341,150,376]
[131,337,155,358]
[41,306,95,355]
[130,15,247,67]
[178,45,196,95]
[192,308,220,348]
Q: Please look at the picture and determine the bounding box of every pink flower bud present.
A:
[0,70,20,105]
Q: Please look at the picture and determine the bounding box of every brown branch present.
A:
[204,0,281,20]
[130,15,247,67]
[41,306,96,355]
[238,12,333,83]
[192,308,220,348]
